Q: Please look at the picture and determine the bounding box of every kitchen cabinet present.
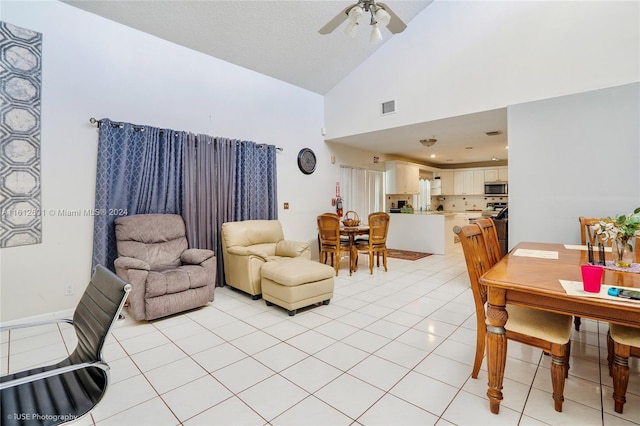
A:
[485,167,508,182]
[452,212,474,234]
[453,212,480,227]
[453,171,468,195]
[385,161,419,194]
[484,169,498,183]
[453,170,484,195]
[473,170,484,194]
[430,177,442,195]
[439,170,454,195]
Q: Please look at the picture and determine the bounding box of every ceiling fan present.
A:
[319,0,407,41]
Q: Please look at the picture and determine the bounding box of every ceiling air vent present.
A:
[381,99,396,115]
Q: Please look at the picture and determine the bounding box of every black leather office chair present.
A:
[0,265,131,426]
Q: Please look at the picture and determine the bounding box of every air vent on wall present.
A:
[381,99,396,115]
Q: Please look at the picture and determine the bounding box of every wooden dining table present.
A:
[479,241,640,414]
[340,225,369,275]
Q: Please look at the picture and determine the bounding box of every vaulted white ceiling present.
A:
[63,0,508,166]
[63,0,431,95]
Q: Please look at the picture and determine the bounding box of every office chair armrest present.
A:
[0,361,110,390]
[0,318,73,333]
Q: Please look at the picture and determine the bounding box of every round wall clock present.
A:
[297,148,317,175]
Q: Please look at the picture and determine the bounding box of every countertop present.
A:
[386,210,504,255]
[389,210,490,216]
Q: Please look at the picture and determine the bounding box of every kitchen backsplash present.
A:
[430,194,508,212]
[387,195,412,207]
[386,194,507,212]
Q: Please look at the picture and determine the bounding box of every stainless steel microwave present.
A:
[484,182,508,195]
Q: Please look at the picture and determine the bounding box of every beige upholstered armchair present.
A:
[220,220,310,298]
[114,214,215,321]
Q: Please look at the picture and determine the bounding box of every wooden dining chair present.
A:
[607,325,640,414]
[575,217,613,331]
[474,217,502,266]
[605,231,640,413]
[579,216,604,246]
[454,224,573,412]
[317,213,352,276]
[354,212,390,274]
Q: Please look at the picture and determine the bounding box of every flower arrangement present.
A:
[593,207,640,267]
[593,207,640,242]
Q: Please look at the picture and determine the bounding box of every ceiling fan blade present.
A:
[378,2,407,34]
[318,4,355,34]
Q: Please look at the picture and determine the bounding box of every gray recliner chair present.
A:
[114,214,215,321]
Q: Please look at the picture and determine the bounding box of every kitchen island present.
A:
[386,212,474,255]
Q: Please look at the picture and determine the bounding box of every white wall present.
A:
[2,1,638,322]
[508,83,640,246]
[324,0,640,251]
[0,0,331,321]
[324,0,639,138]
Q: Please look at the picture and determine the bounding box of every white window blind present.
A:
[417,179,431,211]
[340,166,385,224]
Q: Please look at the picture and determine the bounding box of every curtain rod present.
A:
[89,117,283,151]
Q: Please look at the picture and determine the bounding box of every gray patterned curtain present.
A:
[234,141,278,221]
[183,135,236,286]
[92,119,184,271]
[182,138,277,286]
[92,120,278,284]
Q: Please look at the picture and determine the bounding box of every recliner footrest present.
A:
[261,260,335,315]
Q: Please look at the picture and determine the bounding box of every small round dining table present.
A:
[340,225,370,275]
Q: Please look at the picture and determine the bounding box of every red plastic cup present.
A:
[581,264,604,293]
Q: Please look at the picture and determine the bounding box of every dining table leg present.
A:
[486,287,508,414]
[348,235,355,275]
[612,342,631,413]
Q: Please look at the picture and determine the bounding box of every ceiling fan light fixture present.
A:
[347,5,364,22]
[344,5,363,37]
[319,0,407,39]
[345,21,359,37]
[375,7,391,27]
[370,23,382,43]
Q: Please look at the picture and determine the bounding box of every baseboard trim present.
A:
[1,308,75,327]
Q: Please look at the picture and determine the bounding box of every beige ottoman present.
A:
[261,259,335,316]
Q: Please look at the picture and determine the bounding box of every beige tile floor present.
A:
[1,246,639,426]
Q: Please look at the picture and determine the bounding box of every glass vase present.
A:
[611,237,633,268]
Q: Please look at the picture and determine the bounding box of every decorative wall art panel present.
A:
[0,21,43,247]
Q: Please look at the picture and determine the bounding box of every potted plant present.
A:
[593,207,640,267]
